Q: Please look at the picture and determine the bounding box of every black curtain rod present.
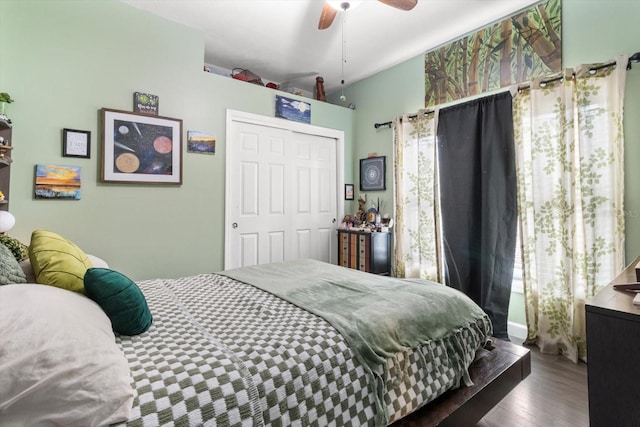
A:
[374,52,640,130]
[517,58,620,90]
[374,110,435,129]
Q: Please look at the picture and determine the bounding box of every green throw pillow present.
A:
[0,235,29,261]
[84,268,153,336]
[0,243,27,285]
[28,230,93,293]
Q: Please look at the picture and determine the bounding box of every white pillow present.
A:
[87,254,110,269]
[0,284,134,426]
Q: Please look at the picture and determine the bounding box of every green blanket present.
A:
[220,259,492,425]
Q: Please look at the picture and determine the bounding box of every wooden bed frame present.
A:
[393,339,531,426]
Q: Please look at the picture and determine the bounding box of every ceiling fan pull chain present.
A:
[340,4,348,101]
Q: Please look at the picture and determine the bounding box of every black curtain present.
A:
[437,91,517,340]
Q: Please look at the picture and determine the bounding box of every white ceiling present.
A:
[120,0,540,95]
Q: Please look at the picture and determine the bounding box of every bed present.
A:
[0,233,530,426]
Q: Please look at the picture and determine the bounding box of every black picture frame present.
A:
[62,128,91,159]
[345,183,354,200]
[360,156,386,191]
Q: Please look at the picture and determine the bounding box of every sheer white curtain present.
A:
[392,112,441,281]
[512,56,627,362]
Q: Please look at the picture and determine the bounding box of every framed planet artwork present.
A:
[100,108,182,184]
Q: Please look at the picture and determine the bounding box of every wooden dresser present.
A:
[337,230,391,275]
[585,256,640,427]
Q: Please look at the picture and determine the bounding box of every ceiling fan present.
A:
[318,0,417,30]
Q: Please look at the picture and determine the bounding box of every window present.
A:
[512,227,523,294]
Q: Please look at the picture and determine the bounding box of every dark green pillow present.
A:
[0,235,29,262]
[83,268,152,336]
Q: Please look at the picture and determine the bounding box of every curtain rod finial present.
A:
[628,52,640,70]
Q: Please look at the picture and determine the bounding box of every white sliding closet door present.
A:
[225,110,344,269]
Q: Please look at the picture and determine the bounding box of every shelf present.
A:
[0,145,13,166]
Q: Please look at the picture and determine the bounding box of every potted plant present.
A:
[0,93,14,118]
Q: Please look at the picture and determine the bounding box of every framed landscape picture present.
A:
[34,164,81,200]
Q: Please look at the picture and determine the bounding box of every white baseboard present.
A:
[508,321,527,340]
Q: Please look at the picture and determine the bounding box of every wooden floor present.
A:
[475,339,589,427]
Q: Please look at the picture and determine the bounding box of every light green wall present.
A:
[330,55,424,217]
[0,0,354,280]
[340,0,640,327]
[562,0,640,265]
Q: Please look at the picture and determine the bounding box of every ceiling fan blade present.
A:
[318,2,338,30]
[377,0,418,11]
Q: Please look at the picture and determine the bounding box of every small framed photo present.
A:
[187,130,216,154]
[133,92,159,116]
[275,95,311,124]
[62,128,91,159]
[100,108,182,185]
[360,156,386,191]
[345,183,354,200]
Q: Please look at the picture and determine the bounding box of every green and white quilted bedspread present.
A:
[114,268,490,426]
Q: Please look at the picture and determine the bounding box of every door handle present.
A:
[332,218,336,223]
[232,222,238,229]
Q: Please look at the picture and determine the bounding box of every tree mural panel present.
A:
[425,0,561,107]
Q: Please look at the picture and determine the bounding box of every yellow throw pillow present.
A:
[28,230,93,293]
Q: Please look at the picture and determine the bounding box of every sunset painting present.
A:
[34,164,81,199]
[187,130,216,154]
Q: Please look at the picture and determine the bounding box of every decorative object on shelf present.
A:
[231,68,264,86]
[355,193,367,222]
[0,210,15,234]
[100,108,182,185]
[187,131,216,155]
[365,207,378,224]
[133,92,159,116]
[0,145,13,163]
[62,128,91,159]
[34,164,81,200]
[275,95,311,124]
[0,92,14,121]
[314,76,327,102]
[360,156,386,191]
[338,214,354,230]
[345,183,354,200]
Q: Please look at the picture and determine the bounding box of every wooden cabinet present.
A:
[337,230,391,275]
[585,256,640,427]
[0,118,12,211]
